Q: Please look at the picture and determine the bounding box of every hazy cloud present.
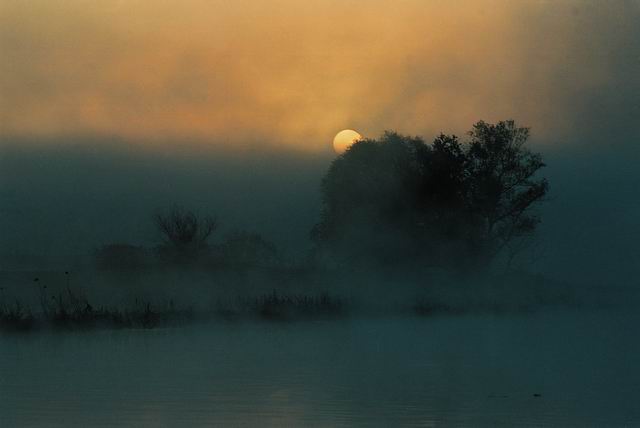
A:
[1,1,638,151]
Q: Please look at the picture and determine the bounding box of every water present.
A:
[2,310,639,427]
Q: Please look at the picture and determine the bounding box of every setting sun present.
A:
[333,129,362,154]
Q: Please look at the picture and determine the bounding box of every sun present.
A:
[333,129,362,154]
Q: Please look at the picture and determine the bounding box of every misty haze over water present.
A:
[3,309,640,427]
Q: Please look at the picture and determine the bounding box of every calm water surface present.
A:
[1,310,639,427]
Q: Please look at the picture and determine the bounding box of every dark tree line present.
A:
[96,207,279,270]
[95,120,547,272]
[311,120,548,269]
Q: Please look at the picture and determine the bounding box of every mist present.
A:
[2,1,640,426]
[0,137,327,262]
[2,131,638,285]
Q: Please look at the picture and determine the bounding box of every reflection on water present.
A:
[2,310,639,427]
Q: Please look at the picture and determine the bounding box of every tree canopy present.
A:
[311,120,548,269]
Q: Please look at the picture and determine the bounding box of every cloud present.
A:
[0,0,638,151]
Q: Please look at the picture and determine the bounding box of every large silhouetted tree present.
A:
[311,120,548,269]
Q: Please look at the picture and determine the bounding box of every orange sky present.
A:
[1,0,637,151]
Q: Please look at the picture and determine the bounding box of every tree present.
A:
[311,120,548,269]
[311,132,427,265]
[154,206,217,265]
[464,120,549,262]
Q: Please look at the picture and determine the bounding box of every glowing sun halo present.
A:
[333,129,362,154]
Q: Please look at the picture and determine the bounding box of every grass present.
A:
[0,300,36,332]
[1,286,347,332]
[1,270,583,332]
[216,290,348,321]
[0,287,194,332]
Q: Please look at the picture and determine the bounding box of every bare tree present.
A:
[154,206,217,264]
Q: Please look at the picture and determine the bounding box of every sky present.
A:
[2,0,638,149]
[1,0,639,282]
